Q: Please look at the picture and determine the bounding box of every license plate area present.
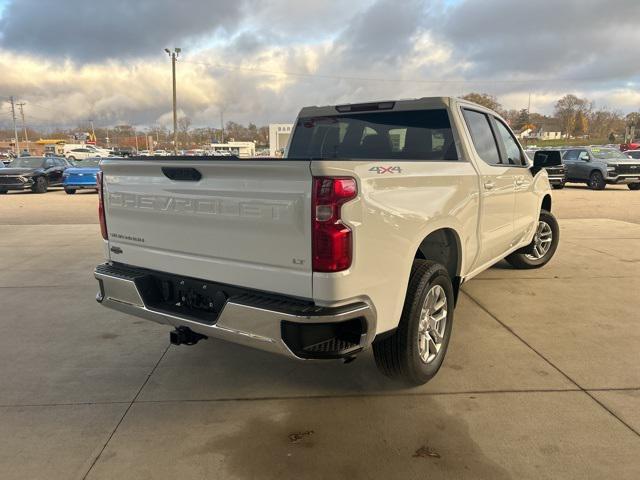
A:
[135,272,243,325]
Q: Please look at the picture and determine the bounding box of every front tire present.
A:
[32,177,48,194]
[588,171,606,190]
[628,183,640,191]
[506,209,559,269]
[64,188,76,195]
[552,184,565,190]
[373,260,454,386]
[0,187,7,194]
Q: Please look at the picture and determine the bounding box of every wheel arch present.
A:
[414,227,462,303]
[542,194,552,213]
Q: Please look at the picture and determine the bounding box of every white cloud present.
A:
[2,0,640,130]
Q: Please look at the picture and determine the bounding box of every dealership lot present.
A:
[1,186,639,479]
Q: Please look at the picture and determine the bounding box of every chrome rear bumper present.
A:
[94,264,376,359]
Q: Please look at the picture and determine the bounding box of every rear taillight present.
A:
[96,171,108,240]
[312,177,357,272]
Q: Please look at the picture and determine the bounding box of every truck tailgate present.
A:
[100,159,313,298]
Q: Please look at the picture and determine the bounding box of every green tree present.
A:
[513,109,531,130]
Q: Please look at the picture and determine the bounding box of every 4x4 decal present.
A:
[369,166,402,174]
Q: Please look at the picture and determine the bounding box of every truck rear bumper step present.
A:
[94,263,376,359]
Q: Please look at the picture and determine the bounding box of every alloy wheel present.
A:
[417,284,448,364]
[525,221,553,260]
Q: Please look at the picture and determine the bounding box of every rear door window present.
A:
[462,109,501,166]
[563,150,579,161]
[493,118,526,166]
[288,109,458,161]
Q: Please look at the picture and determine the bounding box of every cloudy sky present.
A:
[1,0,639,130]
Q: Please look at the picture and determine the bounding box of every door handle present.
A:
[484,181,495,190]
[515,178,524,186]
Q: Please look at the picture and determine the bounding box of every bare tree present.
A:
[554,94,592,138]
[177,116,192,147]
[461,93,503,113]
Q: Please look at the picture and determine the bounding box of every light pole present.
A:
[165,47,181,155]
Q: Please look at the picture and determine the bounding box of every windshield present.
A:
[8,157,45,169]
[73,158,101,167]
[288,109,458,160]
[590,147,630,160]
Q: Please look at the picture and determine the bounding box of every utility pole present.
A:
[8,97,20,154]
[17,102,29,151]
[527,93,532,115]
[220,110,225,144]
[165,47,181,155]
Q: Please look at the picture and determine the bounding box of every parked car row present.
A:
[0,156,108,194]
[136,149,236,157]
[526,147,640,190]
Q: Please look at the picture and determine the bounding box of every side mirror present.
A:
[533,151,562,168]
[532,150,562,175]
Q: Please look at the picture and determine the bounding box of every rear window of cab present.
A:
[288,109,458,161]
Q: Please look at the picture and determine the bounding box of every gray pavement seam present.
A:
[80,343,171,480]
[4,387,640,409]
[462,290,640,438]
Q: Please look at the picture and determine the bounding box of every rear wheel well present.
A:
[414,228,461,303]
[542,194,552,213]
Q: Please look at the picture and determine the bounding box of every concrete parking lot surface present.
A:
[1,185,639,479]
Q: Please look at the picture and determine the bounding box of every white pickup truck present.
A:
[94,97,559,385]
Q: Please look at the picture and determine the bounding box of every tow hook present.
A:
[170,326,207,346]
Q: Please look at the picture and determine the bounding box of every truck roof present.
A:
[297,96,497,118]
[298,96,455,117]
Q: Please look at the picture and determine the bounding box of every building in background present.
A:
[209,141,256,158]
[269,124,293,157]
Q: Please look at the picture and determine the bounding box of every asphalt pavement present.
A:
[0,185,639,479]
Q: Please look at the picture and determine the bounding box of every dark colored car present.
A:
[562,146,640,190]
[532,150,567,189]
[0,156,71,194]
[111,146,136,157]
[62,157,103,194]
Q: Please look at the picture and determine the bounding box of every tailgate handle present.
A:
[161,167,202,182]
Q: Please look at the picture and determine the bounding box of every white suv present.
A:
[65,145,111,162]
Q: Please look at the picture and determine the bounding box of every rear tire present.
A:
[32,177,48,194]
[588,171,606,190]
[0,187,7,194]
[552,184,565,190]
[67,156,76,163]
[628,183,640,191]
[64,188,76,195]
[373,260,454,386]
[506,209,559,269]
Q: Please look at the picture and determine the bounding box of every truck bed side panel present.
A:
[311,160,480,334]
